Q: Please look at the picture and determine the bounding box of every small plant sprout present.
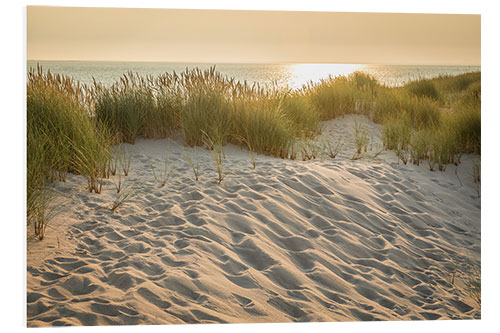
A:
[149,150,175,187]
[351,121,368,160]
[300,138,319,161]
[353,121,368,154]
[113,169,124,194]
[202,130,225,184]
[108,144,121,176]
[120,147,133,176]
[110,179,136,212]
[183,146,200,181]
[323,137,343,159]
[111,186,136,212]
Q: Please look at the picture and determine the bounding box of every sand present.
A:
[26,115,481,326]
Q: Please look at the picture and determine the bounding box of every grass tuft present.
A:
[406,79,440,100]
[183,147,200,181]
[27,65,481,239]
[27,66,110,238]
[202,129,225,184]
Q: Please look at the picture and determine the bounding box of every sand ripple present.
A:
[27,115,480,326]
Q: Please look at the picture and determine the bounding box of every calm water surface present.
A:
[27,61,480,89]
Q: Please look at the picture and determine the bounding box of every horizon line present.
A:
[26,59,482,67]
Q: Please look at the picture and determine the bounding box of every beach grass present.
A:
[377,71,480,168]
[203,130,225,184]
[180,84,232,147]
[382,116,412,151]
[27,65,480,239]
[281,93,320,137]
[230,96,295,158]
[353,121,369,154]
[158,151,174,187]
[408,130,430,165]
[305,72,379,120]
[323,137,343,159]
[405,79,440,101]
[183,147,200,181]
[27,66,111,238]
[110,182,136,212]
[86,67,480,162]
[450,92,481,154]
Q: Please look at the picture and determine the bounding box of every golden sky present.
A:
[27,6,481,65]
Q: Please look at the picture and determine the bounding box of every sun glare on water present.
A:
[288,63,363,88]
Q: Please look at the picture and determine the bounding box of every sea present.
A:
[27,61,480,89]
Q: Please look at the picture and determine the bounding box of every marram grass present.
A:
[27,66,111,239]
[27,65,480,239]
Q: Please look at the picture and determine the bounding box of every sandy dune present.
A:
[27,115,481,326]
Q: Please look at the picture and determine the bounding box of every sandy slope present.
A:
[26,115,481,326]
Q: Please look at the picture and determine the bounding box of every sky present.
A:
[27,6,480,65]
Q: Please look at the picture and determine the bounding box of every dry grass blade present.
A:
[120,147,133,176]
[202,130,225,184]
[113,170,124,194]
[110,183,137,212]
[183,147,199,181]
[353,121,368,155]
[299,138,319,161]
[148,151,174,187]
[323,137,343,159]
[30,189,58,240]
[109,144,121,176]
